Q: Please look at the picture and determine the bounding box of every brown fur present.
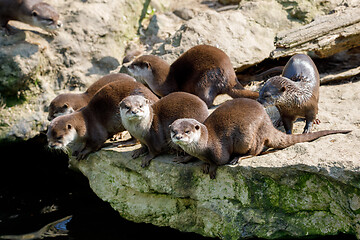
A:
[258,54,320,134]
[128,45,259,107]
[170,98,350,179]
[0,0,62,33]
[120,92,209,167]
[47,79,159,160]
[48,73,133,121]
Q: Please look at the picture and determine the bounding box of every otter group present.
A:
[47,44,351,179]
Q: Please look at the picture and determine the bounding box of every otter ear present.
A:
[67,124,72,130]
[280,86,286,92]
[32,10,38,17]
[195,125,200,130]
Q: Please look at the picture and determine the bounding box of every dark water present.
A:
[0,134,356,240]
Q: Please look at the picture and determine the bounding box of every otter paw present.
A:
[202,163,210,174]
[132,147,147,159]
[141,158,151,168]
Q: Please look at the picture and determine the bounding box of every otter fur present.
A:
[128,45,259,107]
[258,54,320,134]
[170,98,350,179]
[48,73,134,121]
[119,92,209,167]
[0,0,62,33]
[47,79,159,160]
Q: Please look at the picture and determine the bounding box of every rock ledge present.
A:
[71,134,360,239]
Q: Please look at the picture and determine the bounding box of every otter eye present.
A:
[139,105,143,108]
[185,130,190,134]
[32,11,38,17]
[56,136,62,141]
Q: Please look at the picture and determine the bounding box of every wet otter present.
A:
[47,79,159,160]
[0,0,62,34]
[119,92,209,167]
[128,45,259,107]
[258,54,320,134]
[170,98,350,179]
[48,73,134,121]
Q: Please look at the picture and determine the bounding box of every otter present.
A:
[48,73,135,121]
[119,92,209,167]
[170,98,350,179]
[47,79,159,160]
[0,0,62,34]
[258,54,320,134]
[127,45,259,107]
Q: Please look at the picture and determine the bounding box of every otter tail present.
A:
[227,80,259,100]
[266,129,351,149]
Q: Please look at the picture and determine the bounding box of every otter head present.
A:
[47,115,77,149]
[258,76,286,107]
[21,2,62,31]
[169,118,203,149]
[120,95,151,122]
[127,56,155,86]
[48,95,76,121]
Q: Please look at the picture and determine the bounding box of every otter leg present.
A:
[303,112,316,133]
[132,144,148,159]
[282,116,294,134]
[201,162,218,179]
[76,147,93,160]
[303,120,313,133]
[141,151,158,168]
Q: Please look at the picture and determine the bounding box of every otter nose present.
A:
[175,135,182,140]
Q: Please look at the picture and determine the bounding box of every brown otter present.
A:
[0,0,62,34]
[119,92,209,167]
[170,98,350,179]
[47,79,159,160]
[48,73,135,121]
[127,45,259,107]
[258,54,320,134]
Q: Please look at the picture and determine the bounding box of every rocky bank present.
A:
[1,0,360,239]
[70,79,360,239]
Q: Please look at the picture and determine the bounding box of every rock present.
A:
[71,81,360,239]
[0,0,146,141]
[150,10,278,71]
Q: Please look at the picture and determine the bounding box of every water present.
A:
[0,134,356,240]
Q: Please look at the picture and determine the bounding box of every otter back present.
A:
[47,79,159,160]
[48,73,133,121]
[170,98,350,179]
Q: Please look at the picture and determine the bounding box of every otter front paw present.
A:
[141,154,154,168]
[132,146,148,159]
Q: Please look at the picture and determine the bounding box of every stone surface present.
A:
[71,81,360,239]
[0,0,355,141]
[0,0,146,140]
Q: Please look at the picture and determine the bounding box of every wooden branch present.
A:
[320,66,360,84]
[270,7,360,59]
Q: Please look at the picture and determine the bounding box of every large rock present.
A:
[0,0,146,140]
[71,81,360,239]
